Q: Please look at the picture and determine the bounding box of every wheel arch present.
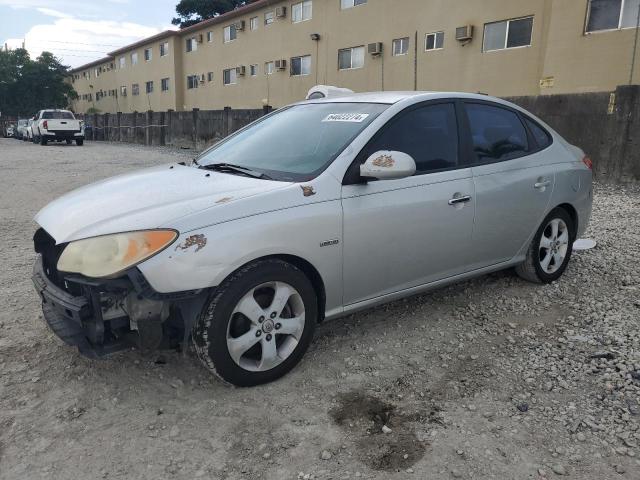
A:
[223,254,327,323]
[555,203,579,237]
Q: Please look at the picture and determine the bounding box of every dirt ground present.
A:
[1,138,639,480]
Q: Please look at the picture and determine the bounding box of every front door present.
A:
[341,102,475,306]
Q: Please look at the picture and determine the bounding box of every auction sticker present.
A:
[322,113,370,123]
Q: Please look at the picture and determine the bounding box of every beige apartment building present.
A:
[68,0,640,114]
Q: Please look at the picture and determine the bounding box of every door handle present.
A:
[448,195,472,206]
[534,180,551,189]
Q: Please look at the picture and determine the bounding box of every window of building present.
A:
[483,16,534,52]
[265,11,274,25]
[160,41,169,56]
[145,81,153,94]
[338,46,365,70]
[132,83,140,96]
[94,68,99,77]
[161,78,170,91]
[187,75,199,89]
[341,0,367,9]
[392,37,410,56]
[207,71,214,82]
[250,64,258,76]
[265,61,275,74]
[207,31,213,42]
[119,56,126,69]
[363,103,459,175]
[224,25,237,43]
[144,48,152,61]
[586,0,640,32]
[291,55,311,75]
[425,31,445,51]
[131,52,138,65]
[223,68,238,85]
[186,37,197,52]
[465,103,529,163]
[292,1,312,22]
[250,16,259,30]
[120,86,127,97]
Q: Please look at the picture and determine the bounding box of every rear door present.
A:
[341,101,476,305]
[462,101,556,268]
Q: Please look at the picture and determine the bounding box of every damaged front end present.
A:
[32,228,208,359]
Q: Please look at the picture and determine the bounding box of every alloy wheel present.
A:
[538,218,569,274]
[226,281,305,372]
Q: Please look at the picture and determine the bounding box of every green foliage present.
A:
[0,48,78,118]
[172,0,258,28]
[85,107,101,114]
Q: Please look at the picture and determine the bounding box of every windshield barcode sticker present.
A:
[322,113,370,123]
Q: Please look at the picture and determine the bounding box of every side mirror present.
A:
[360,151,416,181]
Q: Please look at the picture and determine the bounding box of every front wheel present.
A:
[515,208,574,284]
[76,139,84,146]
[193,259,317,387]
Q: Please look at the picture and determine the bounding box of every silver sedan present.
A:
[33,92,593,386]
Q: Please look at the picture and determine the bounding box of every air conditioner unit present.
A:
[455,25,474,41]
[276,6,287,17]
[235,20,245,31]
[275,59,287,70]
[197,33,204,43]
[368,42,383,56]
[236,65,246,76]
[199,74,206,83]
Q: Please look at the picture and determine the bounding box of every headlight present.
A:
[57,230,178,278]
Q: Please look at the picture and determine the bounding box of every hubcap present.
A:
[538,218,569,274]
[226,281,305,372]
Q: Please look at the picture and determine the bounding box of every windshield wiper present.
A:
[198,163,271,180]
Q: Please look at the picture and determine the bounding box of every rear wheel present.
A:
[66,139,72,145]
[76,139,84,146]
[193,259,317,387]
[40,136,47,146]
[516,208,574,284]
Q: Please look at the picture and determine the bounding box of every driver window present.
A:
[465,103,529,163]
[363,103,459,175]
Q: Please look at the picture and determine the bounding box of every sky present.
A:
[0,0,179,68]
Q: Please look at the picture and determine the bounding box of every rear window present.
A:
[42,111,75,120]
[465,103,529,163]
[524,117,552,149]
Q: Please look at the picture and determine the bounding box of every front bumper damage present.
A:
[32,229,208,359]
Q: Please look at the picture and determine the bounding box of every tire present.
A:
[66,139,72,145]
[516,207,575,284]
[40,136,47,146]
[193,259,318,387]
[76,139,84,146]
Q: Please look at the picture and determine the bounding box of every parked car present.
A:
[4,124,15,137]
[25,118,35,142]
[32,109,84,146]
[32,92,593,386]
[15,119,29,139]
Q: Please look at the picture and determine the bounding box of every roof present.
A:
[302,91,503,105]
[108,30,178,56]
[69,56,114,74]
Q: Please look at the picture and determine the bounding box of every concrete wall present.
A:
[506,85,640,182]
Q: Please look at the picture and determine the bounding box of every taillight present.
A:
[43,120,48,130]
[582,155,593,170]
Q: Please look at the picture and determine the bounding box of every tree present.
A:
[172,0,258,28]
[0,48,77,118]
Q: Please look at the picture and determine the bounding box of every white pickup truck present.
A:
[33,109,84,146]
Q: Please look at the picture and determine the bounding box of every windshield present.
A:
[42,111,75,119]
[197,103,388,181]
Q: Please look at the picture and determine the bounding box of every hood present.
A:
[36,164,291,243]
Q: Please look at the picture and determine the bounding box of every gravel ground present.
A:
[0,138,639,480]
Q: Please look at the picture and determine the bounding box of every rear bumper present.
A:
[32,255,133,358]
[42,131,84,139]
